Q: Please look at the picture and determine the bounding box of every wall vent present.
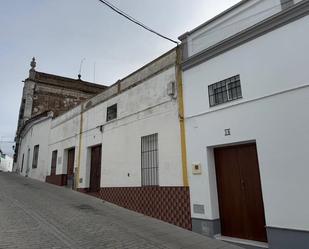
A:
[193,204,205,214]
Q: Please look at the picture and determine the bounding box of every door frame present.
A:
[65,147,75,188]
[25,148,30,177]
[210,140,267,242]
[88,144,102,192]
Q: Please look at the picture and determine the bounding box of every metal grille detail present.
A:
[32,145,39,169]
[106,104,117,121]
[141,133,158,186]
[208,75,242,107]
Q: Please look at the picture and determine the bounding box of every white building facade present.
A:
[15,49,192,230]
[179,0,309,248]
[14,1,309,247]
[16,112,53,181]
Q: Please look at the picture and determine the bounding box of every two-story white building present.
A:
[179,0,309,248]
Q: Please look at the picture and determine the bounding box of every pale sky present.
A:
[0,0,239,155]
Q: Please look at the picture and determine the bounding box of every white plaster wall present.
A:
[99,101,181,187]
[183,16,309,231]
[184,16,309,117]
[0,155,13,172]
[48,66,183,189]
[49,107,81,176]
[16,118,51,181]
[187,0,281,57]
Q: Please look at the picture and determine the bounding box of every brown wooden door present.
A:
[89,145,102,192]
[214,143,267,242]
[51,150,57,176]
[67,148,75,177]
[66,148,75,187]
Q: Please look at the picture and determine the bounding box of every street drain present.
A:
[75,204,100,214]
[74,204,105,216]
[77,204,95,210]
[22,183,39,190]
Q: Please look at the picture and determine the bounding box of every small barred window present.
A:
[208,75,242,107]
[106,104,117,122]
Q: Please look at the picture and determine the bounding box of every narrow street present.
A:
[0,173,240,249]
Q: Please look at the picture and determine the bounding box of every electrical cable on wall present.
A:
[97,0,179,45]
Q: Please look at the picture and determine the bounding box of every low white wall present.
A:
[0,155,13,172]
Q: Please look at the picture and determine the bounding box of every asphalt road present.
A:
[0,172,241,249]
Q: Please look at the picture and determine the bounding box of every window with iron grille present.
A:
[141,133,158,186]
[106,104,117,121]
[208,75,242,107]
[32,145,39,169]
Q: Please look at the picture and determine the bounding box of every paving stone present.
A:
[0,172,242,249]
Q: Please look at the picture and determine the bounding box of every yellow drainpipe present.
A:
[176,46,189,187]
[75,104,84,190]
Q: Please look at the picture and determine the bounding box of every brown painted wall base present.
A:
[76,186,192,230]
[46,174,67,186]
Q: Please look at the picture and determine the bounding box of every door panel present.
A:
[67,148,75,187]
[214,143,267,242]
[26,149,30,176]
[214,146,247,239]
[51,150,57,176]
[89,145,102,192]
[236,144,267,242]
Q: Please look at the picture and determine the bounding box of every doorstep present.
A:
[214,235,268,249]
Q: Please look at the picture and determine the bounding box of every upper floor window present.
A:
[106,104,117,122]
[32,145,39,169]
[208,75,242,107]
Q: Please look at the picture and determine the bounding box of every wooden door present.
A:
[51,150,57,176]
[89,145,102,192]
[66,148,75,187]
[67,148,75,176]
[26,148,30,176]
[21,154,24,173]
[214,143,267,242]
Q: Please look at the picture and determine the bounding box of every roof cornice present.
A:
[178,0,250,41]
[182,0,309,71]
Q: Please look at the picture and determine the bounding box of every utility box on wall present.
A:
[167,81,177,98]
[192,163,202,175]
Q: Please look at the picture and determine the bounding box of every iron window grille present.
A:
[32,145,39,169]
[106,104,117,122]
[141,133,158,186]
[208,75,242,107]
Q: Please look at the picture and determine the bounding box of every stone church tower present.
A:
[14,58,107,162]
